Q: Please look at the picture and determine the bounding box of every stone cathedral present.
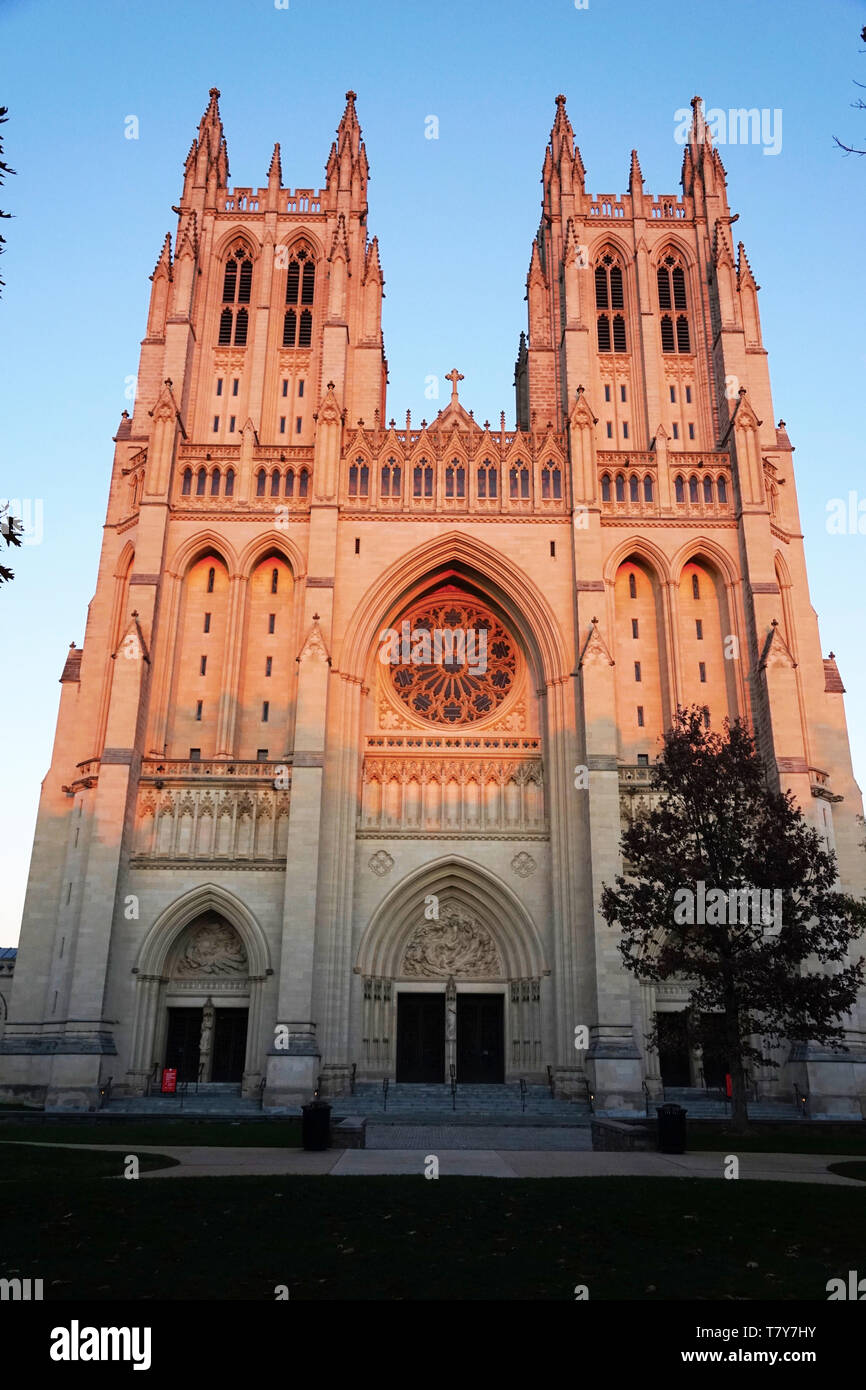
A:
[3,90,864,1117]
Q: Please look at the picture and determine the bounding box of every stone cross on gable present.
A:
[445,368,464,404]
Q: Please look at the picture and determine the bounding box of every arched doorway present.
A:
[355,858,549,1084]
[161,915,250,1083]
[127,885,271,1096]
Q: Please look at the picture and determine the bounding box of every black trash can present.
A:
[301,1100,332,1151]
[656,1102,687,1154]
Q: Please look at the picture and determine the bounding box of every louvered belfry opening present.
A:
[283,246,315,348]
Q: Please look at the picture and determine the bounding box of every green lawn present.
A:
[684,1124,866,1155]
[0,1157,861,1300]
[0,1144,178,1182]
[826,1161,866,1183]
[0,1119,301,1147]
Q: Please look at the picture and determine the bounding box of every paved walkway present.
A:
[6,1141,863,1185]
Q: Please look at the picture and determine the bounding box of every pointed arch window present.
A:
[601,474,611,502]
[413,461,433,499]
[717,475,728,504]
[445,459,466,499]
[675,475,685,503]
[692,572,700,600]
[256,468,267,498]
[629,474,639,504]
[210,467,221,497]
[182,467,192,496]
[225,468,235,497]
[509,463,530,500]
[270,469,281,498]
[615,473,625,502]
[348,458,370,499]
[380,458,401,499]
[541,460,562,500]
[628,572,637,599]
[658,252,691,354]
[703,475,714,504]
[595,252,627,353]
[298,468,310,499]
[688,475,699,504]
[477,460,498,499]
[284,247,316,348]
[196,467,207,497]
[284,470,295,497]
[643,475,653,502]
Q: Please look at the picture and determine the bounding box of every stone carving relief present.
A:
[174,919,248,977]
[368,850,395,877]
[402,904,501,979]
[510,851,537,877]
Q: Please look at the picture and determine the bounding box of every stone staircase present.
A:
[657,1087,804,1121]
[101,1082,276,1117]
[330,1082,590,1124]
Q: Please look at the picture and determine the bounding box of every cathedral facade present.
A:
[3,90,864,1116]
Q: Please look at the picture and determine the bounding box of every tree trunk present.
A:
[724,990,749,1132]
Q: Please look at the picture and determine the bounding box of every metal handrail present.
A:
[642,1079,651,1116]
[382,1077,389,1112]
[793,1082,808,1117]
[98,1077,113,1109]
[450,1063,457,1111]
[519,1078,527,1113]
[584,1078,594,1113]
[258,1077,266,1110]
[546,1064,555,1097]
[350,1063,357,1096]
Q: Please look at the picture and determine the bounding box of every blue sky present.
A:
[1,0,865,942]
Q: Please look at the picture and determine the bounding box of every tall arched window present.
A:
[629,474,639,503]
[210,467,221,497]
[658,251,691,354]
[196,467,207,497]
[675,475,685,503]
[595,251,627,354]
[283,246,316,347]
[601,474,612,502]
[225,468,235,497]
[643,475,654,502]
[182,467,192,496]
[615,473,625,502]
[717,475,728,504]
[220,245,253,346]
[688,475,699,504]
[703,475,714,504]
[256,468,266,497]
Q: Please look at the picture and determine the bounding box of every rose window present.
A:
[387,597,517,725]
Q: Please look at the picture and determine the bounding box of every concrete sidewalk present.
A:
[5,1141,863,1185]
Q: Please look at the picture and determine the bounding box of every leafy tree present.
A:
[834,25,866,155]
[0,106,13,295]
[0,503,22,584]
[601,707,866,1129]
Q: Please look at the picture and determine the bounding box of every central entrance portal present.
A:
[395,994,445,1082]
[457,994,504,1083]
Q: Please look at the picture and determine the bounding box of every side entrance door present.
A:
[165,1007,202,1082]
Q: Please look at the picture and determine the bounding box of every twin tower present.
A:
[2,89,864,1117]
